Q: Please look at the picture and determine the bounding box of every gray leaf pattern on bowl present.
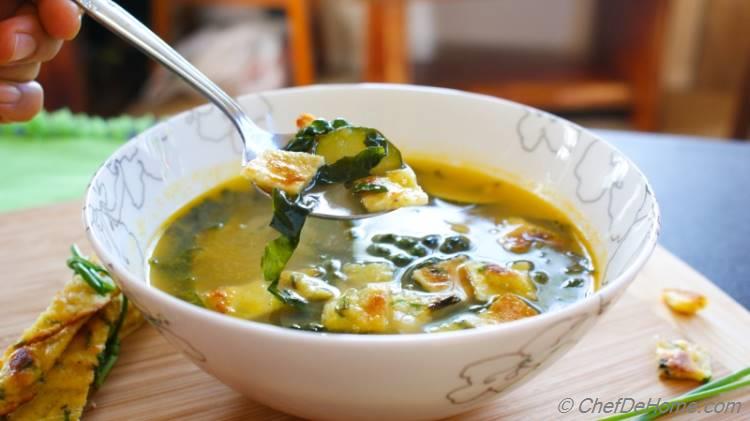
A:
[445,109,658,404]
[446,313,590,405]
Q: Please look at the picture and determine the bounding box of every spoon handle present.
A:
[72,0,273,158]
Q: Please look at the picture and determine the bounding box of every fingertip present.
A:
[0,81,43,123]
[38,0,81,40]
[0,15,35,64]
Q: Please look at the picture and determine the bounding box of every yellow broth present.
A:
[148,158,598,333]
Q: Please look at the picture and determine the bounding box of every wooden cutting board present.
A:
[1,201,749,421]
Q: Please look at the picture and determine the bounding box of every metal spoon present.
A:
[73,0,387,220]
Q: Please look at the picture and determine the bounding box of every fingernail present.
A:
[0,84,22,104]
[12,34,36,61]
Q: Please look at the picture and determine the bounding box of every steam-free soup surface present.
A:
[149,158,597,334]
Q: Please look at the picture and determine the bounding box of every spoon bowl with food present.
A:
[73,0,423,221]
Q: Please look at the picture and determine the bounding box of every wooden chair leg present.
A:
[364,0,385,82]
[286,0,315,85]
[151,1,174,41]
[594,0,668,132]
[38,42,87,112]
[364,0,409,83]
[629,0,668,131]
[382,0,409,83]
[731,56,750,139]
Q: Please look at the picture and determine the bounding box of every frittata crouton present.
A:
[498,218,565,253]
[657,339,712,382]
[278,268,339,301]
[481,293,538,322]
[411,256,469,293]
[662,289,707,315]
[428,294,537,332]
[341,262,394,287]
[202,280,283,321]
[461,261,536,301]
[296,112,316,129]
[322,284,392,333]
[355,167,428,212]
[241,149,324,196]
[390,291,462,333]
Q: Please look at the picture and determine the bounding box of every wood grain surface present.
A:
[1,201,749,420]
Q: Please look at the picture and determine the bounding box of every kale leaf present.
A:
[352,182,388,193]
[316,146,386,185]
[261,189,312,306]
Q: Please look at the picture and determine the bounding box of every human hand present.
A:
[0,0,81,122]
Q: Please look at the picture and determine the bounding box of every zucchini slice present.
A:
[315,127,403,175]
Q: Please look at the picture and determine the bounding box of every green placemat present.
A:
[0,110,154,212]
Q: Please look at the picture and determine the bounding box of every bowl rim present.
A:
[83,83,661,344]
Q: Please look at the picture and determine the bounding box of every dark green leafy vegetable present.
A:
[408,245,429,257]
[316,146,386,185]
[395,237,419,249]
[372,233,398,243]
[563,278,585,288]
[67,245,116,295]
[268,282,308,308]
[352,183,388,194]
[268,188,312,239]
[428,295,462,311]
[439,235,472,254]
[390,254,414,267]
[309,119,333,133]
[532,271,549,284]
[265,118,408,306]
[94,296,128,389]
[331,118,350,129]
[366,244,392,258]
[262,189,312,306]
[283,119,336,152]
[421,234,441,249]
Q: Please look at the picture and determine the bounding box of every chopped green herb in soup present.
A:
[149,158,598,334]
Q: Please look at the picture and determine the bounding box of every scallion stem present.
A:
[599,367,750,421]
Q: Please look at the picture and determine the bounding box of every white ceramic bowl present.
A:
[84,84,659,420]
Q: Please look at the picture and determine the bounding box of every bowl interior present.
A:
[84,84,658,297]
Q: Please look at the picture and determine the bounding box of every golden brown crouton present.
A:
[411,256,469,293]
[241,149,324,196]
[482,294,538,322]
[296,113,316,129]
[279,269,339,301]
[461,261,536,301]
[342,262,394,287]
[202,281,282,320]
[498,219,565,253]
[321,284,392,333]
[662,289,707,315]
[657,339,712,383]
[356,167,429,212]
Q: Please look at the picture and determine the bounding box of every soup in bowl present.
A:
[84,84,659,420]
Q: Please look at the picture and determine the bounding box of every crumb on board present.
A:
[656,338,712,383]
[662,288,707,315]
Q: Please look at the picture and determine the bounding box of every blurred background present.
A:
[40,0,750,139]
[4,0,750,212]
